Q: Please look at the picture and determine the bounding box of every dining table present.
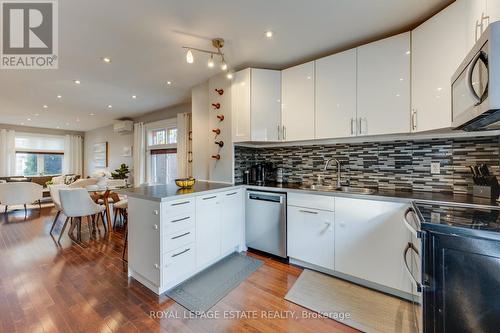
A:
[88,188,123,232]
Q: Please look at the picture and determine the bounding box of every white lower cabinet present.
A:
[196,193,222,269]
[128,189,245,295]
[220,189,245,255]
[334,197,412,294]
[288,206,334,270]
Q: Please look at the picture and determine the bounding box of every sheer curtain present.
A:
[63,135,83,175]
[0,129,16,177]
[176,112,192,178]
[133,122,146,186]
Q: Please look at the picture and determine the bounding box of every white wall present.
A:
[84,125,133,177]
[192,81,209,181]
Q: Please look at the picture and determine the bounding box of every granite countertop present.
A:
[119,180,499,209]
[118,181,235,201]
[243,182,500,209]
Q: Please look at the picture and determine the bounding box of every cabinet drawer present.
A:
[164,228,195,253]
[163,197,195,217]
[163,243,196,285]
[288,192,334,211]
[163,213,195,235]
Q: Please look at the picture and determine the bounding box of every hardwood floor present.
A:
[0,206,358,333]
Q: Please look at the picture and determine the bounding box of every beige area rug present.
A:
[285,269,419,333]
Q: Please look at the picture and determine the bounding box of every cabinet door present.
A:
[288,206,334,270]
[281,61,315,141]
[220,190,244,255]
[357,32,411,136]
[195,194,221,268]
[315,49,357,139]
[231,69,251,142]
[251,69,281,141]
[128,198,161,287]
[335,197,412,294]
[487,0,500,25]
[411,1,468,132]
[465,0,487,50]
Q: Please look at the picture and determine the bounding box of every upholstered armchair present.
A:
[68,178,98,189]
[0,182,44,215]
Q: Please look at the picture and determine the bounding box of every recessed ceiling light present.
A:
[21,122,25,125]
[57,95,62,99]
[43,105,48,109]
[101,57,111,63]
[265,30,273,38]
[27,118,32,121]
[437,87,443,91]
[89,113,95,116]
[34,113,40,116]
[132,95,137,99]
[167,81,172,85]
[107,105,112,109]
[74,80,81,85]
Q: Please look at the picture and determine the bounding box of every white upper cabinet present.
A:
[488,0,500,24]
[411,1,468,132]
[281,61,315,141]
[315,49,357,139]
[231,68,281,142]
[231,69,251,142]
[357,32,411,136]
[251,69,282,141]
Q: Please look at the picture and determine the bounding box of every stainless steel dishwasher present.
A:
[245,190,287,258]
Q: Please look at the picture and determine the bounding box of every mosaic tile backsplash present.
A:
[234,136,500,194]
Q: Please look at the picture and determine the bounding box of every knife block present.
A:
[473,176,500,200]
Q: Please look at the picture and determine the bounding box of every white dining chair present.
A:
[59,188,107,243]
[48,184,68,238]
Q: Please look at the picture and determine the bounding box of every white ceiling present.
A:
[0,0,453,132]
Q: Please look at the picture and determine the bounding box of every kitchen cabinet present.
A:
[411,0,468,132]
[357,32,411,136]
[281,61,315,141]
[220,189,245,255]
[231,68,281,142]
[128,198,161,287]
[288,205,334,270]
[488,0,500,25]
[196,193,221,268]
[315,49,357,139]
[335,197,413,294]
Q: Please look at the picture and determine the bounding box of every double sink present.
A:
[299,184,376,195]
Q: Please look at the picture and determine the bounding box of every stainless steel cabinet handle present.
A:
[171,248,190,258]
[411,110,417,131]
[225,192,238,196]
[277,124,281,140]
[350,118,354,135]
[171,232,190,240]
[283,126,286,140]
[358,118,362,135]
[153,224,159,230]
[171,216,190,223]
[153,210,159,215]
[171,201,190,206]
[154,263,159,269]
[299,209,318,215]
[403,242,422,292]
[202,195,217,200]
[403,207,420,238]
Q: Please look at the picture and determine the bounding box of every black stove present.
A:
[415,202,500,234]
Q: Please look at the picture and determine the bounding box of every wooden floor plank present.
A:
[0,207,359,333]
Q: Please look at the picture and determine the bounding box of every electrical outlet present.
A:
[431,162,441,174]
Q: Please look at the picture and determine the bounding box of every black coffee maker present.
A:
[248,163,273,185]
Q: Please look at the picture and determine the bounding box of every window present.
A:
[14,133,65,176]
[146,119,178,184]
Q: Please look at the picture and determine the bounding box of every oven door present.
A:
[452,42,490,129]
[403,207,423,332]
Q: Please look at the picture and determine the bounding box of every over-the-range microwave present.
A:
[452,21,500,131]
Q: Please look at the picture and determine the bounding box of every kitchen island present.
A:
[122,181,246,295]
